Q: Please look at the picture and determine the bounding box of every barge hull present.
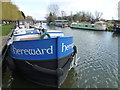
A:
[70,27,106,31]
[6,52,74,87]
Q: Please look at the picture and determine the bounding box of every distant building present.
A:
[118,1,120,20]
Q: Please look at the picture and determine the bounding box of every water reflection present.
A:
[60,68,77,88]
[112,32,120,37]
[2,68,52,89]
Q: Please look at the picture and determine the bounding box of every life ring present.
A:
[40,33,51,39]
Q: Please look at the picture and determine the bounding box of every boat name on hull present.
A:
[11,43,74,55]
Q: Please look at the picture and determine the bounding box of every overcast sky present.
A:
[11,0,119,20]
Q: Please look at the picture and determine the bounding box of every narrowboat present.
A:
[3,21,77,88]
[70,21,107,31]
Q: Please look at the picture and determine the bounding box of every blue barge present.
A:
[3,21,77,87]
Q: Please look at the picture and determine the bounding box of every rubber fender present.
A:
[32,64,63,77]
[33,65,56,75]
[73,45,77,56]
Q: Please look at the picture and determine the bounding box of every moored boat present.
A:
[113,24,120,32]
[54,20,69,28]
[70,21,107,31]
[70,23,95,30]
[113,27,120,32]
[3,20,77,88]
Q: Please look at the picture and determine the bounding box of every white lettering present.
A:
[47,46,53,54]
[62,43,74,52]
[12,45,16,54]
[11,45,54,55]
[62,43,67,52]
[35,48,42,55]
[30,49,36,55]
[11,43,73,56]
[24,49,29,55]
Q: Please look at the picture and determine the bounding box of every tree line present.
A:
[0,1,25,24]
[46,4,103,23]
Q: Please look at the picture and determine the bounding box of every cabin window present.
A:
[85,25,88,27]
[92,26,94,27]
[97,23,102,25]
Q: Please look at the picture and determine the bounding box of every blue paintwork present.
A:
[9,37,74,60]
[57,37,74,58]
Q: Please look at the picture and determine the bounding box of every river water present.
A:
[2,24,120,88]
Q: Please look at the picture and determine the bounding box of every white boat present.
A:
[94,21,107,30]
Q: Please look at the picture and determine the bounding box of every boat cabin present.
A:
[95,21,107,30]
[18,19,34,29]
[12,27,64,42]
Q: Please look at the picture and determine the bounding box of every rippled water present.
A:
[2,24,119,88]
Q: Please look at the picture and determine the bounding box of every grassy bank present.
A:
[0,23,14,36]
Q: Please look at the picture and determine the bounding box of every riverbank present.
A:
[1,23,14,36]
[0,24,14,52]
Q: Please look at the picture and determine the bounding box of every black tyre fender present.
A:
[73,45,77,56]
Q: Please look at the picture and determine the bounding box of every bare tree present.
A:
[70,11,73,21]
[46,3,59,23]
[61,10,66,20]
[47,4,59,18]
[94,11,103,20]
[85,11,94,21]
[75,11,87,22]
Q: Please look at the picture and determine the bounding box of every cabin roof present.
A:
[95,21,106,24]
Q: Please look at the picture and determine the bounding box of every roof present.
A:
[95,21,106,24]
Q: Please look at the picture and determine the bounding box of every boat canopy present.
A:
[95,21,106,25]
